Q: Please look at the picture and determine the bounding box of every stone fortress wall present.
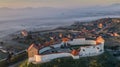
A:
[28,38,104,63]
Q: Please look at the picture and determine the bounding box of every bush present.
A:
[0,59,8,67]
[0,51,27,67]
[10,51,27,64]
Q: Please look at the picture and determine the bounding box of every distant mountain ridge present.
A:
[0,3,120,10]
[0,3,119,21]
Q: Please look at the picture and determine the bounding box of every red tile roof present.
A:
[28,44,39,51]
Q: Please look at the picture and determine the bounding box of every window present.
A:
[100,49,102,52]
[83,49,85,51]
[97,47,99,49]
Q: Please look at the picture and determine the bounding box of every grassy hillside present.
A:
[19,51,120,67]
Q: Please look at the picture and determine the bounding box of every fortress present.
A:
[27,36,104,63]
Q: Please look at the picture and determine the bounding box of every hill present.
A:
[19,51,120,67]
[19,18,120,67]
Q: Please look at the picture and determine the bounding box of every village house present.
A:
[21,30,28,37]
[98,23,103,29]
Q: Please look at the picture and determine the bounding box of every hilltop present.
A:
[18,18,120,67]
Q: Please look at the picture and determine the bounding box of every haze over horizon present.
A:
[0,0,119,39]
[0,0,120,8]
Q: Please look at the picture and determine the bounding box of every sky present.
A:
[0,0,120,8]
